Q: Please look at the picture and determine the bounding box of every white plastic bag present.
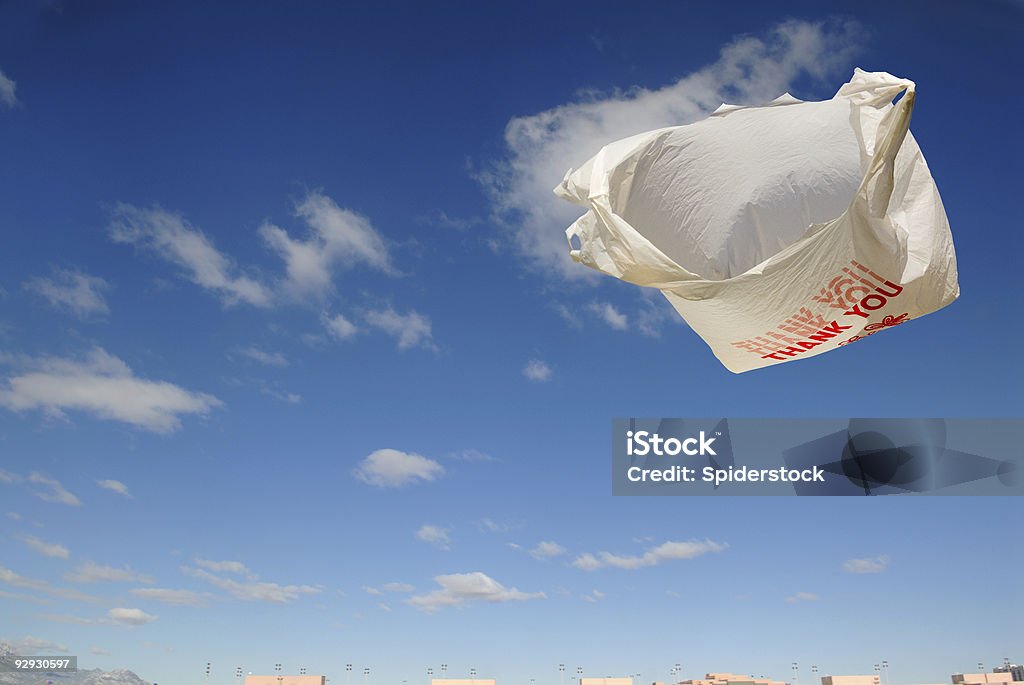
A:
[555,69,959,373]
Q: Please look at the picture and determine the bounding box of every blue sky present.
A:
[0,1,1021,684]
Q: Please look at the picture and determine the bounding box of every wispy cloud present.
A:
[582,589,605,603]
[407,572,545,612]
[842,555,890,574]
[523,359,552,382]
[260,190,392,298]
[23,268,111,319]
[0,566,101,603]
[129,587,209,607]
[364,582,414,595]
[236,346,289,368]
[0,470,81,506]
[364,308,436,351]
[182,561,320,603]
[785,591,820,603]
[65,561,153,584]
[322,312,359,341]
[108,204,273,307]
[587,302,628,331]
[483,19,860,279]
[96,479,131,498]
[353,449,445,488]
[415,524,452,551]
[193,558,253,577]
[108,607,158,626]
[41,608,159,627]
[7,636,69,654]
[0,347,221,433]
[530,541,567,560]
[572,539,727,570]
[0,68,18,108]
[21,536,70,560]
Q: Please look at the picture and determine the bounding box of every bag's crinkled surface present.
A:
[555,68,959,373]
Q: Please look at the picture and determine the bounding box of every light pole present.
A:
[882,661,889,685]
[560,665,565,685]
[206,663,212,685]
[676,665,682,684]
[428,667,434,685]
[364,667,371,685]
[978,664,984,674]
[792,663,799,685]
[470,669,477,682]
[577,667,583,684]
[276,664,283,685]
[236,667,243,685]
[347,665,353,685]
[811,666,818,685]
[442,666,448,679]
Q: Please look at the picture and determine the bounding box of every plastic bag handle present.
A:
[841,69,917,217]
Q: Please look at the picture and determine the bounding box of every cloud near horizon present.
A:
[572,539,727,570]
[407,572,545,612]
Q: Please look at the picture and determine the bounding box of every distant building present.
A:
[580,677,634,685]
[431,678,497,685]
[953,674,1014,685]
[245,677,326,685]
[679,673,787,685]
[821,676,880,685]
[993,666,1024,682]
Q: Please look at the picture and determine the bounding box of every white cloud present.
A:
[90,646,111,655]
[476,517,519,533]
[182,564,320,603]
[588,302,628,330]
[447,449,496,463]
[785,591,819,603]
[193,558,253,577]
[260,190,392,298]
[237,346,289,367]
[842,555,890,574]
[484,19,860,279]
[353,449,445,488]
[1,470,81,506]
[0,347,221,433]
[108,204,273,307]
[21,536,70,560]
[0,566,100,603]
[65,562,151,584]
[129,587,208,607]
[582,589,606,603]
[108,607,157,626]
[96,479,131,498]
[571,553,603,572]
[406,571,545,612]
[6,511,22,520]
[572,539,727,570]
[530,541,567,560]
[23,268,111,319]
[364,308,436,351]
[8,636,69,654]
[0,68,17,108]
[322,312,359,341]
[364,582,414,595]
[381,582,415,593]
[416,524,452,551]
[523,359,552,382]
